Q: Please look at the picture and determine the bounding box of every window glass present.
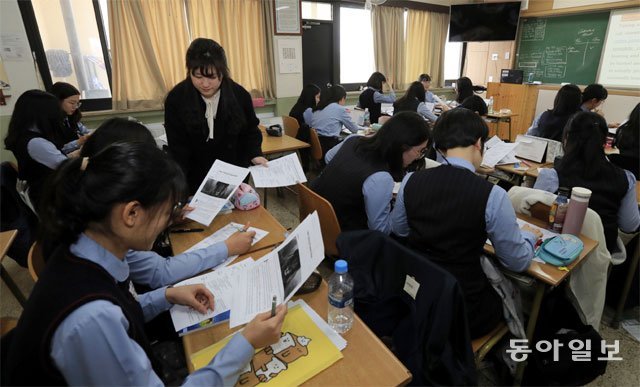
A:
[32,0,111,99]
[444,38,463,81]
[339,7,375,85]
[302,1,332,21]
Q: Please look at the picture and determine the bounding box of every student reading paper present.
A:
[1,142,286,386]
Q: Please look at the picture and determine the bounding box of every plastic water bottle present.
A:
[550,187,570,232]
[487,96,494,114]
[363,108,370,127]
[328,260,354,334]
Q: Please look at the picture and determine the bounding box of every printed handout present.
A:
[249,153,307,188]
[515,135,547,163]
[169,259,255,333]
[481,136,519,168]
[184,222,269,269]
[187,160,249,226]
[230,211,324,328]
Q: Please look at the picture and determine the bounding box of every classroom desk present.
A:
[484,214,597,384]
[259,126,310,155]
[524,163,553,180]
[486,112,518,141]
[169,206,287,256]
[181,273,412,385]
[0,230,26,306]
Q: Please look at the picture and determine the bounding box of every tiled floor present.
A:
[2,186,638,385]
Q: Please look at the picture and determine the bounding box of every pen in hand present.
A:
[271,295,277,318]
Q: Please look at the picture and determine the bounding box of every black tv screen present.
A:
[449,2,521,42]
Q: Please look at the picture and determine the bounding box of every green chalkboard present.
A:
[516,12,610,85]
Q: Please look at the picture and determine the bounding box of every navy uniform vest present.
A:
[403,164,502,338]
[358,88,382,124]
[393,97,419,115]
[311,136,389,231]
[538,109,579,141]
[555,159,629,252]
[10,131,57,208]
[1,248,161,385]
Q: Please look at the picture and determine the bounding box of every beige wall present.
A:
[464,41,515,86]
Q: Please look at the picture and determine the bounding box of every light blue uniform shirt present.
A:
[309,102,359,137]
[534,168,640,232]
[371,88,396,104]
[27,137,67,169]
[51,233,254,386]
[526,113,542,136]
[127,242,228,288]
[325,135,395,234]
[390,157,537,272]
[61,121,90,154]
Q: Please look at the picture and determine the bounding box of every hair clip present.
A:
[203,51,211,57]
[80,157,89,171]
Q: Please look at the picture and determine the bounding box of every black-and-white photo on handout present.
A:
[277,237,302,297]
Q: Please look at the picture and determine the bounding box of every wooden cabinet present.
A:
[486,82,539,141]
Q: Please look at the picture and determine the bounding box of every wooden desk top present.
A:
[486,112,519,119]
[484,214,598,287]
[182,275,411,386]
[496,159,547,177]
[170,207,287,255]
[524,162,553,179]
[260,127,310,155]
[0,230,18,261]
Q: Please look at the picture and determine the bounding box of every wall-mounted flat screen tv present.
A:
[449,2,521,42]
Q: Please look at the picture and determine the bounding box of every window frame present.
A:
[18,0,113,111]
[335,1,374,91]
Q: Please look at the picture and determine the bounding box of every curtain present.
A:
[404,9,449,87]
[261,0,276,99]
[371,6,405,90]
[187,0,271,98]
[109,0,189,110]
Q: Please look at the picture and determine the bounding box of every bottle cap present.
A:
[335,259,348,274]
[571,187,592,200]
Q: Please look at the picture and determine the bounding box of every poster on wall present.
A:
[274,0,301,35]
[277,38,301,74]
[0,34,29,61]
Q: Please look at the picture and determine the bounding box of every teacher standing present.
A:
[165,38,267,194]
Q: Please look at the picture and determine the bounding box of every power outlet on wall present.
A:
[491,53,498,61]
[505,52,510,60]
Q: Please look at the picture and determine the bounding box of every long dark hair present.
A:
[316,85,346,111]
[396,82,426,106]
[366,72,387,90]
[615,103,639,155]
[50,82,82,126]
[558,111,609,179]
[551,84,582,116]
[81,118,156,157]
[433,108,489,151]
[459,95,488,116]
[183,38,246,131]
[455,77,485,104]
[355,111,431,180]
[40,142,187,247]
[295,84,320,110]
[5,90,64,151]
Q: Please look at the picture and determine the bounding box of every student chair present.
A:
[0,317,17,337]
[281,116,300,138]
[471,322,509,366]
[27,241,45,282]
[308,129,323,163]
[296,183,341,258]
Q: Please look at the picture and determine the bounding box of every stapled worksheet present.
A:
[249,153,307,188]
[481,136,520,168]
[229,211,324,328]
[187,160,249,226]
[184,222,269,268]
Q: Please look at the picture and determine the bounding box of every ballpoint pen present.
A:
[271,295,277,318]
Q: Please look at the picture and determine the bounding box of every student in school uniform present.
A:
[289,84,321,171]
[439,77,485,111]
[77,118,256,289]
[390,108,541,339]
[50,82,91,155]
[393,81,437,123]
[534,111,640,254]
[1,142,287,386]
[614,103,639,158]
[164,38,266,194]
[581,84,620,128]
[526,84,581,141]
[312,112,431,234]
[358,72,396,124]
[4,90,70,209]
[419,73,444,106]
[306,84,360,157]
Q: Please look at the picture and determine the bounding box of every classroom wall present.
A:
[0,0,40,163]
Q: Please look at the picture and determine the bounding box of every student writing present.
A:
[358,72,396,124]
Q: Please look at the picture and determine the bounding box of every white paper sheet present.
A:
[230,212,325,327]
[187,160,249,226]
[481,140,520,168]
[515,135,547,163]
[249,153,307,188]
[169,259,255,332]
[184,222,269,268]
